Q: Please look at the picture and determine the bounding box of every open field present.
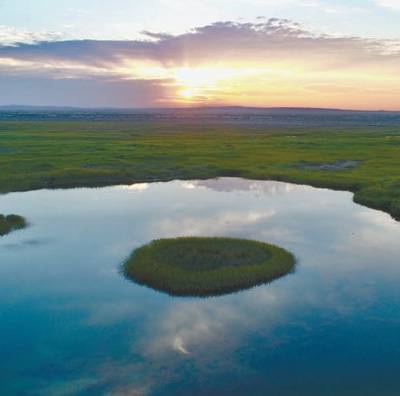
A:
[123,237,295,297]
[0,120,399,219]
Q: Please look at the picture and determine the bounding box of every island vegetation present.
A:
[0,121,400,220]
[0,214,27,236]
[123,237,295,297]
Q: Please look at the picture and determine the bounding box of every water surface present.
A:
[0,178,399,395]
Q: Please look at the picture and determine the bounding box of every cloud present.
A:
[0,25,64,47]
[2,19,398,71]
[374,0,400,10]
[1,18,400,108]
[0,74,172,107]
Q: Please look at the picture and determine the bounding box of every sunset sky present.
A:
[1,0,400,109]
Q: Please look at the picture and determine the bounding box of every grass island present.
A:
[123,237,295,297]
[0,214,27,236]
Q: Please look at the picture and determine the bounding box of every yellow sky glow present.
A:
[2,50,400,110]
[108,56,400,109]
[1,18,400,109]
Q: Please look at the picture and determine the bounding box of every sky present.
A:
[1,0,400,109]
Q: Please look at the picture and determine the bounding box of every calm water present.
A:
[0,178,399,396]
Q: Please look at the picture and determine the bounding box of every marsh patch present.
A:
[297,160,360,171]
[0,214,27,236]
[122,237,295,297]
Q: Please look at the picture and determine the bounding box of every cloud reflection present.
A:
[119,183,150,192]
[157,209,275,236]
[2,177,400,395]
[183,178,303,195]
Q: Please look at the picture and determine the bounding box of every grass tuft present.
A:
[0,214,27,236]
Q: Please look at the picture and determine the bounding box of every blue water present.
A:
[0,178,399,395]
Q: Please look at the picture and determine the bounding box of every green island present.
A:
[0,121,400,220]
[0,214,27,236]
[123,237,295,297]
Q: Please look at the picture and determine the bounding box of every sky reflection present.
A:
[0,178,399,395]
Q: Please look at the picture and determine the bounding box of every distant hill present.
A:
[1,105,399,128]
[0,105,396,114]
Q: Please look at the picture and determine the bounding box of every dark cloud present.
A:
[1,19,399,72]
[0,75,173,107]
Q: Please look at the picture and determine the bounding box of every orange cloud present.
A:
[1,19,400,109]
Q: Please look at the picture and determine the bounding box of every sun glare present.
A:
[121,61,275,104]
[174,67,222,101]
[173,66,261,102]
[179,88,196,99]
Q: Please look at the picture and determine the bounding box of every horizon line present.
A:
[0,105,399,113]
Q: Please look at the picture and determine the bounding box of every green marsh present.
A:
[0,121,400,219]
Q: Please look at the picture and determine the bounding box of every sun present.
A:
[179,88,196,99]
[174,67,227,101]
[172,66,262,102]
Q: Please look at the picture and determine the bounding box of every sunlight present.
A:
[174,67,223,101]
[117,60,400,109]
[174,67,231,87]
[179,88,196,99]
[173,66,262,102]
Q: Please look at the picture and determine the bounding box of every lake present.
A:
[0,178,399,396]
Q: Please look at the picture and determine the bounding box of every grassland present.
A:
[0,121,400,219]
[0,214,26,236]
[123,237,295,297]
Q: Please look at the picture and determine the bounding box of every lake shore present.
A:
[1,121,399,220]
